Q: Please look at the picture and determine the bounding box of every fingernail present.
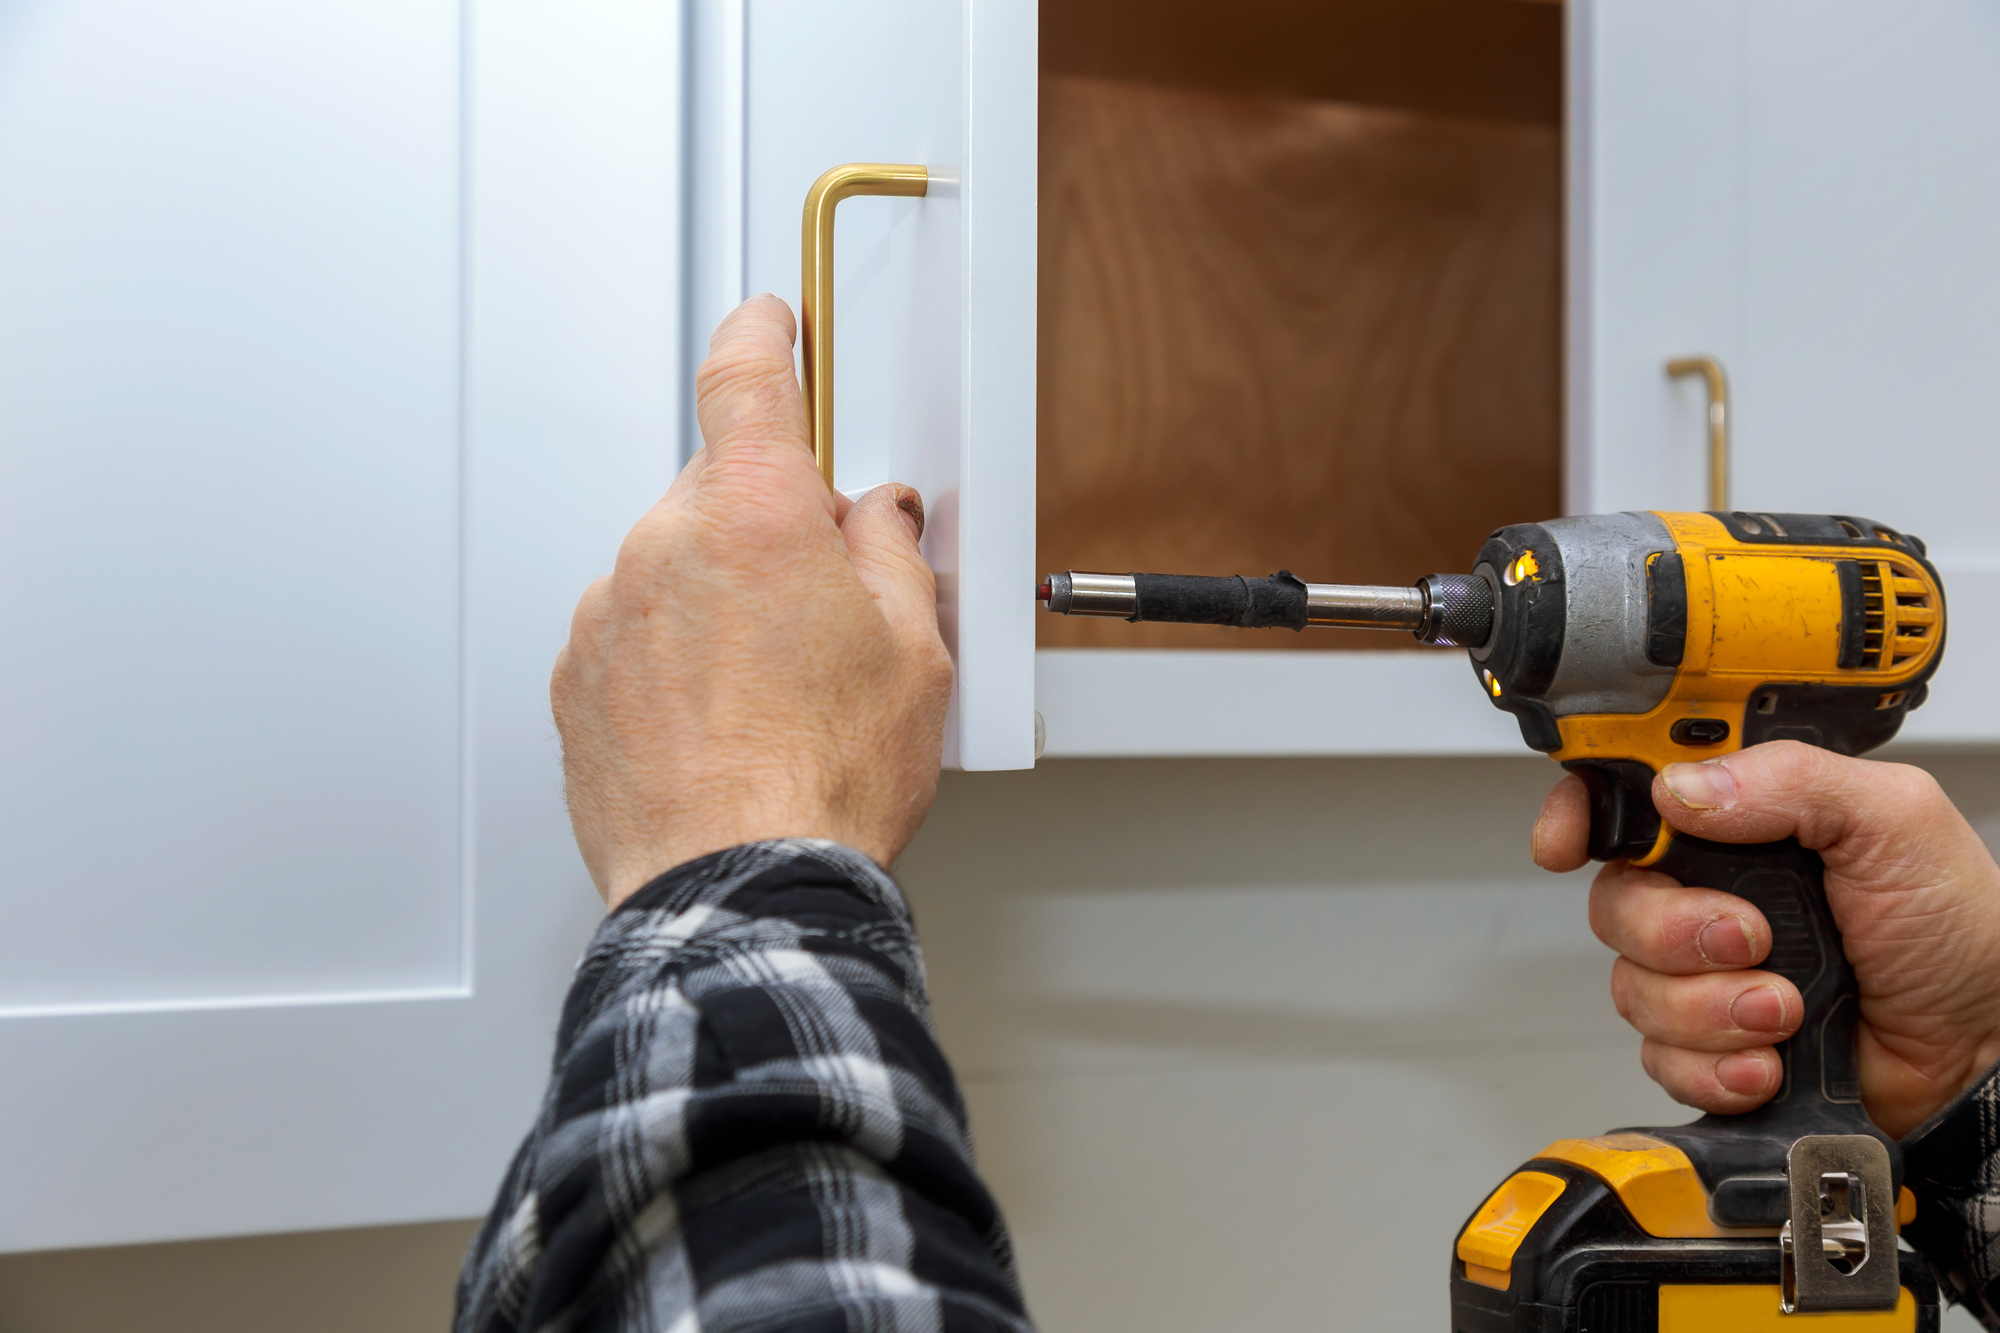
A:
[1697,915,1757,967]
[894,486,926,541]
[1716,1050,1778,1096]
[1529,812,1546,867]
[1663,759,1738,811]
[1730,984,1790,1033]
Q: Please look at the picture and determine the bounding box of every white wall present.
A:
[901,752,1999,1332]
[0,753,1992,1331]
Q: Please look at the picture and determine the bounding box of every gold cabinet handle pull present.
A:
[1666,355,1730,511]
[800,163,929,488]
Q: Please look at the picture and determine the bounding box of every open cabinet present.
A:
[6,0,1999,1256]
[690,0,2000,766]
[1034,0,1562,755]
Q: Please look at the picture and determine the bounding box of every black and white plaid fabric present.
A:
[457,837,2000,1331]
[455,839,1032,1333]
[1906,1057,2000,1328]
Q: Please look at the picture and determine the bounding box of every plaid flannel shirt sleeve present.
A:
[1904,1057,2000,1329]
[455,839,1033,1333]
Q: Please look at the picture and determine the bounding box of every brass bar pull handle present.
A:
[801,163,929,488]
[1666,355,1730,511]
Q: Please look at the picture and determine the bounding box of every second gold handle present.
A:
[1666,356,1730,511]
[801,163,930,488]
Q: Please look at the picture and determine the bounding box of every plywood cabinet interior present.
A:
[1037,0,1564,652]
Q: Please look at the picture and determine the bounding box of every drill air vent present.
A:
[1860,560,1937,669]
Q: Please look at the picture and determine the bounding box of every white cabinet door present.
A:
[1573,0,2000,743]
[687,0,1038,771]
[0,0,681,1248]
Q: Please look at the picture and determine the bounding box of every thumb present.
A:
[691,295,829,516]
[1652,741,1947,866]
[841,484,945,657]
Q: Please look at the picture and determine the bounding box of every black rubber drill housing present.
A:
[1466,522,1568,752]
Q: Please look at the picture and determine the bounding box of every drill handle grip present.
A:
[1570,760,1897,1209]
[1650,835,1865,1121]
[1567,764,1862,1109]
[1646,834,1897,1201]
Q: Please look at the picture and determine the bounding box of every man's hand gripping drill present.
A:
[1044,509,2000,1322]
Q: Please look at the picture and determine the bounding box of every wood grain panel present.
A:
[1044,0,1562,128]
[1037,77,1561,650]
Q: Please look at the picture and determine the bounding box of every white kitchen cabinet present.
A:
[1572,0,2000,747]
[1020,0,2000,757]
[0,0,681,1248]
[7,0,1999,1256]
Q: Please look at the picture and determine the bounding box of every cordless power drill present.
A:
[1040,510,1949,1331]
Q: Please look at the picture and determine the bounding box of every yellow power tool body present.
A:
[1038,510,1950,1331]
[1451,511,1945,1333]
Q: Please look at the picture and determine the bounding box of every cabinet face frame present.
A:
[0,0,680,1250]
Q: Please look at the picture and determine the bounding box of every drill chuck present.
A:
[1417,573,1497,647]
[1040,569,1494,647]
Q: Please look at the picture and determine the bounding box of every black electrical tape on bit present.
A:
[1130,571,1308,630]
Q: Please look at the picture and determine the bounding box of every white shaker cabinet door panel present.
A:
[1733,1,2000,744]
[1572,0,2000,743]
[690,0,1038,771]
[0,0,682,1248]
[0,0,464,1010]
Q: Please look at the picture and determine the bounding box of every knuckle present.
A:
[567,577,613,644]
[1766,737,1823,776]
[918,638,954,693]
[733,498,819,557]
[549,650,573,706]
[1829,760,1951,859]
[695,350,799,420]
[1889,763,1949,822]
[1639,1040,1683,1097]
[1608,963,1640,1023]
[697,452,820,529]
[1750,739,1831,804]
[612,516,675,579]
[1588,865,1642,941]
[1586,886,1616,945]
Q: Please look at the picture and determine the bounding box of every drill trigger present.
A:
[1562,759,1663,863]
[1631,821,1676,867]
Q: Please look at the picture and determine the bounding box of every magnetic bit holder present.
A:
[801,164,929,489]
[1040,570,1495,649]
